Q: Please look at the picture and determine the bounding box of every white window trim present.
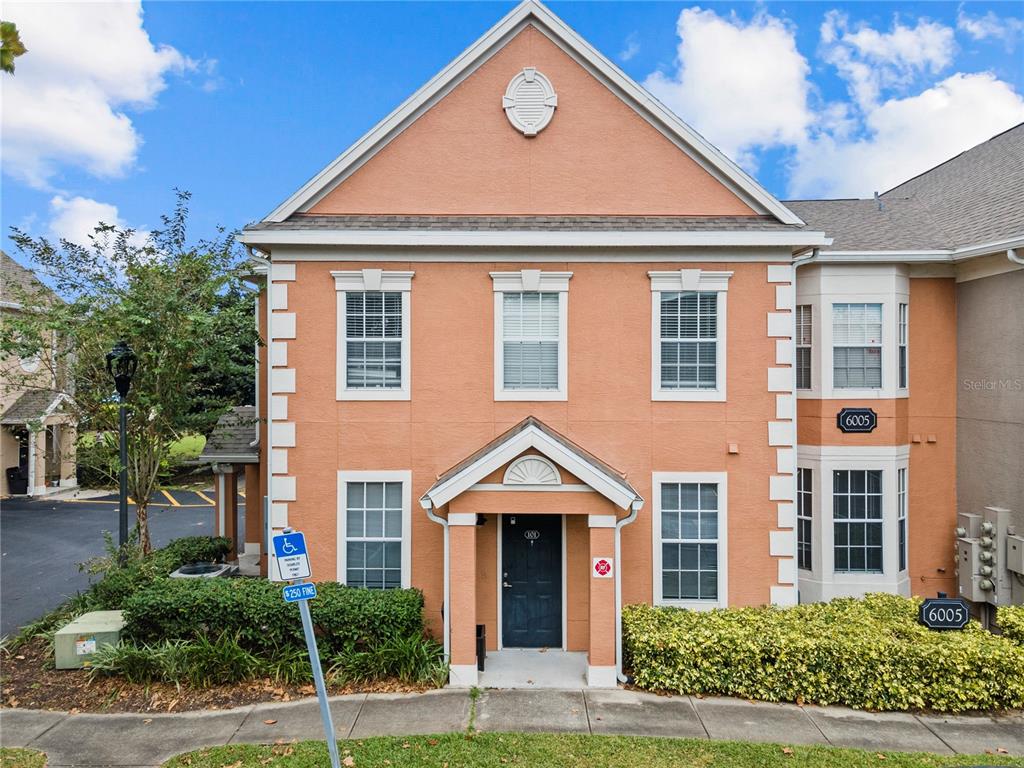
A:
[796,466,813,571]
[491,270,571,402]
[831,301,884,393]
[337,470,413,589]
[649,270,732,402]
[897,302,909,393]
[795,446,910,601]
[333,269,414,401]
[897,466,908,573]
[652,471,728,610]
[795,304,812,391]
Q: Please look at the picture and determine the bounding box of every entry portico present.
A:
[420,417,643,688]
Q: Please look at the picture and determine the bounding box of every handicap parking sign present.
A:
[273,530,311,580]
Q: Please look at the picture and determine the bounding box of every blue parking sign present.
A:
[283,582,318,602]
[272,530,311,580]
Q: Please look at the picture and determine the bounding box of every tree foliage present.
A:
[1,191,259,553]
[1,21,27,74]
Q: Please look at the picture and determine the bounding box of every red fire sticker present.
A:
[593,557,613,578]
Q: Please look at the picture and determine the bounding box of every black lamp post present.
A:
[106,340,138,553]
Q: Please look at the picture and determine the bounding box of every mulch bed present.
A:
[0,638,433,714]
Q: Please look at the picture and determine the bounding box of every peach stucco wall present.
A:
[796,277,957,597]
[308,25,755,217]
[278,258,785,641]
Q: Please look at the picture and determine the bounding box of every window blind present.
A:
[503,292,559,390]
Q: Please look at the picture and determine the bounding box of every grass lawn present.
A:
[0,748,46,768]
[163,733,1024,768]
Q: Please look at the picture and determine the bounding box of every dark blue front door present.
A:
[502,514,562,648]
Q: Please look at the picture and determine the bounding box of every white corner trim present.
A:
[767,367,791,392]
[271,312,296,340]
[766,312,791,338]
[647,269,733,292]
[777,502,795,529]
[588,514,617,528]
[770,585,798,607]
[490,269,572,292]
[766,264,793,283]
[273,475,297,502]
[448,512,478,526]
[270,263,296,281]
[271,368,296,394]
[769,475,795,501]
[270,283,288,310]
[269,341,288,368]
[272,421,296,448]
[775,394,794,420]
[652,471,728,610]
[271,449,289,475]
[769,530,795,557]
[336,470,413,588]
[259,1,804,225]
[768,421,795,447]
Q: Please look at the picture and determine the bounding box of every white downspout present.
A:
[26,423,35,497]
[1008,248,1024,265]
[615,498,642,683]
[246,246,274,578]
[420,498,450,660]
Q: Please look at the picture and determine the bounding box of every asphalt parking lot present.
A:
[0,490,245,637]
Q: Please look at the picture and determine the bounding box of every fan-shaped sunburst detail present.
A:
[503,455,561,486]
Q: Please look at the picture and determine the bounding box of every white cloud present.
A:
[619,32,640,62]
[789,72,1024,198]
[957,9,1024,50]
[49,195,148,248]
[821,11,955,110]
[644,7,813,170]
[1,2,192,189]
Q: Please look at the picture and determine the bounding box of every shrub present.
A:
[623,594,1024,712]
[327,635,447,686]
[90,635,258,686]
[998,605,1024,645]
[121,578,425,657]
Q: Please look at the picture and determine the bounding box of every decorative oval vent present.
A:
[502,67,557,137]
[503,455,561,485]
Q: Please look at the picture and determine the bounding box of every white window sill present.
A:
[495,389,566,402]
[338,388,410,401]
[653,388,726,402]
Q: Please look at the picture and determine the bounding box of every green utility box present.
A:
[54,610,124,669]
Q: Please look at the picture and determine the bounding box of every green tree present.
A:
[1,21,27,74]
[1,191,259,554]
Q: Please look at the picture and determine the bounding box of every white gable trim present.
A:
[262,0,803,226]
[422,423,641,510]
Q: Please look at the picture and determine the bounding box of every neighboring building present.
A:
[0,251,77,497]
[237,1,1023,686]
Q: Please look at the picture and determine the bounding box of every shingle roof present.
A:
[1,251,55,304]
[788,123,1024,252]
[244,214,798,233]
[882,123,1024,247]
[0,390,64,425]
[785,198,953,251]
[198,406,259,463]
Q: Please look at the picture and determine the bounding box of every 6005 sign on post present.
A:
[918,597,970,631]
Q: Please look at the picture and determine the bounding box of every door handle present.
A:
[502,581,512,588]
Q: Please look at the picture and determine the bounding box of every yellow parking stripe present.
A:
[161,489,182,507]
[196,490,215,505]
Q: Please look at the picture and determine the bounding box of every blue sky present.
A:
[2,1,1023,249]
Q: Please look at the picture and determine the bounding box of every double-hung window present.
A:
[492,271,570,400]
[333,270,413,400]
[898,303,908,389]
[338,471,411,589]
[650,270,731,401]
[796,305,812,390]
[797,467,812,570]
[653,472,727,608]
[833,303,882,388]
[833,469,883,573]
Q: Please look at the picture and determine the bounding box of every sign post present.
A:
[272,529,340,768]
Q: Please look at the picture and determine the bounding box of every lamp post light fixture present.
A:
[105,340,138,553]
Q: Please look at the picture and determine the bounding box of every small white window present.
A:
[649,270,731,401]
[833,303,882,389]
[653,471,727,609]
[797,467,812,570]
[492,271,570,401]
[337,470,412,588]
[898,303,908,390]
[898,467,908,572]
[333,270,413,400]
[796,305,812,390]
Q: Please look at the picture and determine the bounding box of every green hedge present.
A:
[122,578,425,656]
[998,605,1024,645]
[623,594,1024,712]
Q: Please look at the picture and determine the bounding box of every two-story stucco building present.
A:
[234,1,1024,687]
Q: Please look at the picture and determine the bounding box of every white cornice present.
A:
[648,269,733,292]
[331,269,415,292]
[260,0,804,225]
[239,229,830,249]
[490,269,572,292]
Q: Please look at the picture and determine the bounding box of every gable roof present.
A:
[0,390,68,425]
[789,123,1024,257]
[198,406,259,464]
[261,0,803,227]
[420,416,643,511]
[1,251,57,307]
[881,122,1024,248]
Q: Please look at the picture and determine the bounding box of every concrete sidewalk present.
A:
[2,689,1023,767]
